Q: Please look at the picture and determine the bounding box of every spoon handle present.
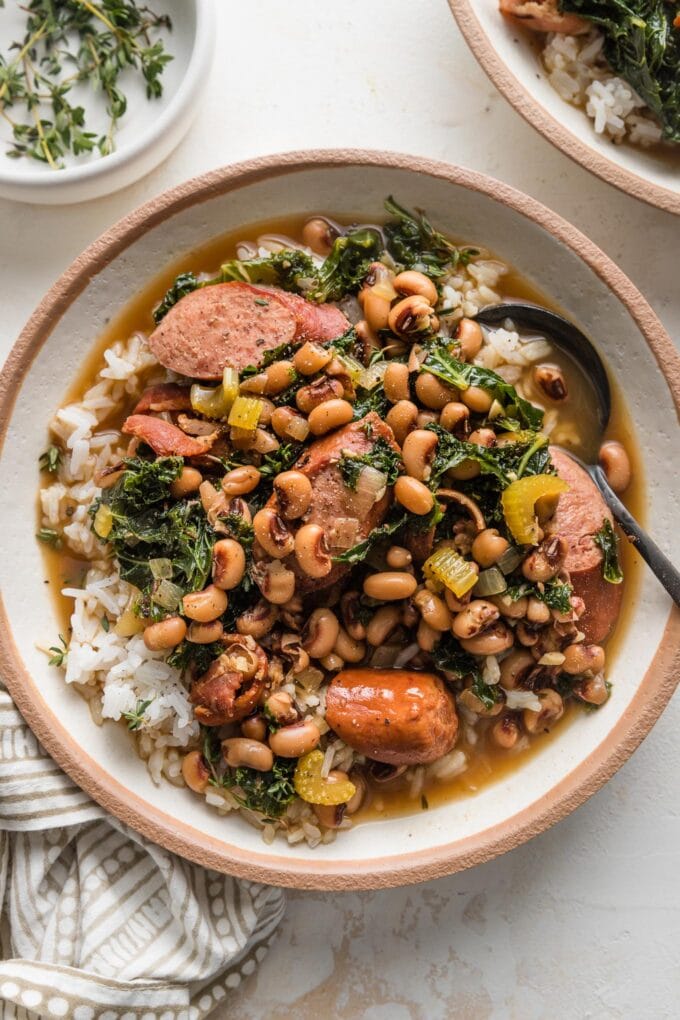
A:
[587,465,680,608]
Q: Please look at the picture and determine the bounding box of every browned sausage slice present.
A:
[148,282,350,380]
[547,447,623,643]
[266,412,401,594]
[122,414,219,457]
[499,0,589,33]
[133,383,193,414]
[326,669,459,765]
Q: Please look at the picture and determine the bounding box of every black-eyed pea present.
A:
[187,620,225,644]
[307,398,354,436]
[393,270,438,305]
[274,470,313,519]
[241,715,268,742]
[181,750,210,793]
[415,372,457,410]
[212,538,247,590]
[526,596,551,625]
[221,465,261,497]
[253,508,295,559]
[491,714,520,749]
[455,318,483,361]
[386,545,412,569]
[451,599,499,639]
[268,720,320,757]
[236,600,279,638]
[293,341,332,376]
[182,584,228,623]
[461,385,493,413]
[523,689,564,734]
[302,608,341,658]
[222,737,274,772]
[562,643,605,675]
[366,605,401,646]
[471,528,510,568]
[402,428,438,481]
[333,627,366,664]
[294,524,332,578]
[384,362,411,404]
[302,217,336,255]
[460,621,514,655]
[264,360,296,395]
[469,428,496,448]
[386,400,418,445]
[170,466,203,499]
[440,401,470,433]
[414,589,451,632]
[598,441,631,494]
[394,475,435,515]
[363,571,418,601]
[499,649,535,689]
[143,616,186,651]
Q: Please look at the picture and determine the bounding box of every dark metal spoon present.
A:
[474,302,680,608]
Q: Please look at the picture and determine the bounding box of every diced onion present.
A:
[358,361,387,391]
[356,466,387,504]
[497,546,524,575]
[423,547,478,598]
[294,750,356,805]
[286,414,310,441]
[152,579,183,611]
[473,567,507,597]
[501,474,569,545]
[93,504,113,539]
[228,396,263,431]
[328,517,359,549]
[114,607,145,637]
[487,399,505,421]
[336,353,364,385]
[149,558,173,580]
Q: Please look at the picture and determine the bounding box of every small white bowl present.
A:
[450,0,680,216]
[0,0,215,205]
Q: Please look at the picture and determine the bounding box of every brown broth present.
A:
[39,213,644,824]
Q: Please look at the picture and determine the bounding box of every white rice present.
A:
[542,30,663,148]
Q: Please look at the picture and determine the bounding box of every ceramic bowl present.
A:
[0,0,215,205]
[450,1,680,216]
[1,151,679,890]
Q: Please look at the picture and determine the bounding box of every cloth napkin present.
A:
[0,685,285,1018]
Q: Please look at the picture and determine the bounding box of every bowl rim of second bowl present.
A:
[0,0,215,195]
[1,149,679,890]
[449,0,680,217]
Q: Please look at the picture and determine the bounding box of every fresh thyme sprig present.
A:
[0,0,173,168]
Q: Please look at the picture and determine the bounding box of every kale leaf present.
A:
[427,425,511,489]
[218,250,319,293]
[307,228,383,303]
[226,758,297,819]
[339,436,402,490]
[422,341,544,430]
[560,0,680,142]
[505,578,574,615]
[593,518,624,584]
[384,196,478,277]
[92,457,215,593]
[153,272,199,324]
[431,634,502,709]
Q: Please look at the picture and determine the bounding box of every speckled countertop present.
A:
[1,2,678,1017]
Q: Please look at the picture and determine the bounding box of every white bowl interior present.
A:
[0,162,676,872]
[468,1,679,202]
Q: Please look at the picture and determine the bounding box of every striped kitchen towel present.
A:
[0,685,285,1018]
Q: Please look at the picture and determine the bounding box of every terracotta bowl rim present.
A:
[449,1,680,216]
[1,148,679,890]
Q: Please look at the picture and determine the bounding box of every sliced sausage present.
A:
[133,383,193,414]
[547,447,623,643]
[499,0,589,34]
[148,282,350,380]
[266,412,401,594]
[272,290,350,342]
[122,414,219,457]
[326,669,459,766]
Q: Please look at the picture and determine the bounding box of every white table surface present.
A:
[2,2,678,1017]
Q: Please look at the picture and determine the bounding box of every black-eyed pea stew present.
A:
[43,204,637,841]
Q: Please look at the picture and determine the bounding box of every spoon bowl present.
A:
[475,302,680,607]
